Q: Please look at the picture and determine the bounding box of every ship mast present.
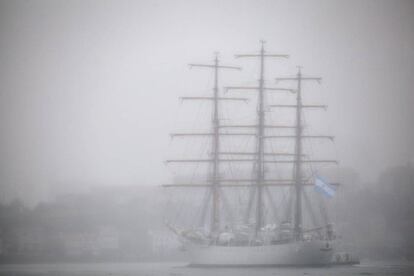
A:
[211,53,222,233]
[226,41,289,235]
[256,42,266,235]
[275,68,323,240]
[293,68,305,241]
[166,54,241,234]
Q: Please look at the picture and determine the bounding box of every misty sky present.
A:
[0,0,413,205]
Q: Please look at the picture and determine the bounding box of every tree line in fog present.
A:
[0,165,412,262]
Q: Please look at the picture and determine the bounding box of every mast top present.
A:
[214,51,219,61]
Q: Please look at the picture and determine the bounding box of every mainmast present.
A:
[226,41,289,235]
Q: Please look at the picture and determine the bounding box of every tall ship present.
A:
[163,41,342,266]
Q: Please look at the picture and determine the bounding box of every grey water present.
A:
[0,262,413,276]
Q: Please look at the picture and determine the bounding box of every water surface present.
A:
[0,261,413,276]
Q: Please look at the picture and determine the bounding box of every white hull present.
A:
[187,240,333,266]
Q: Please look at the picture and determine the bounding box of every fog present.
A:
[0,0,413,268]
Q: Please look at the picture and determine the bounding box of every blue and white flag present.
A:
[314,175,336,198]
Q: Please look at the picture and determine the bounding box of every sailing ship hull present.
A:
[187,240,333,266]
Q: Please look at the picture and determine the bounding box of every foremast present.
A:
[167,54,241,235]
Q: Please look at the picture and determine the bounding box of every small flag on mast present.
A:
[314,175,336,198]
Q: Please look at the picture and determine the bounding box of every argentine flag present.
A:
[314,175,336,198]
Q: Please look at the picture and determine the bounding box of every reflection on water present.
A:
[0,261,413,276]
